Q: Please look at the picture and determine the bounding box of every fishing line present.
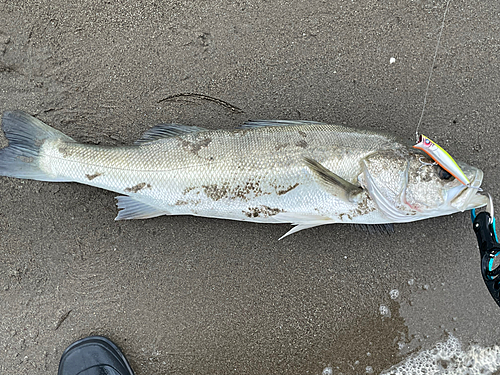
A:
[415,0,453,142]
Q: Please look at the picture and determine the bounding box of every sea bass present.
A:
[0,111,488,238]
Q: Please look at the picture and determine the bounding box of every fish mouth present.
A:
[447,167,488,211]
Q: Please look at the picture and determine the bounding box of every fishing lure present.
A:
[413,134,471,187]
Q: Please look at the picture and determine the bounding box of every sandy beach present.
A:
[1,1,500,374]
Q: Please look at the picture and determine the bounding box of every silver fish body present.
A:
[0,111,487,237]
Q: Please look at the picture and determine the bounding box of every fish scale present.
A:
[36,122,386,219]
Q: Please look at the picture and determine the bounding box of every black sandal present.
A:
[58,336,135,375]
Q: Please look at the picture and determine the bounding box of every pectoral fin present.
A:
[304,158,363,202]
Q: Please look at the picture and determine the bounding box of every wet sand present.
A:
[1,1,500,374]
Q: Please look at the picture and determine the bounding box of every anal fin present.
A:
[115,196,169,220]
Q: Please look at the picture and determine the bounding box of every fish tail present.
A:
[0,110,74,181]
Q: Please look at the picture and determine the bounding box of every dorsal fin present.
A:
[304,157,363,202]
[134,123,209,145]
[238,120,327,129]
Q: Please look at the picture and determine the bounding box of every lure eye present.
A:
[424,138,431,146]
[436,165,453,180]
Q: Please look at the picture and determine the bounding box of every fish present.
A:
[0,110,488,239]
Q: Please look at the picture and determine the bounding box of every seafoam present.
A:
[381,335,500,375]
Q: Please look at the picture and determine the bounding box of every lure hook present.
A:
[418,156,437,168]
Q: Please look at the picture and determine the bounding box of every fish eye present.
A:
[435,165,453,180]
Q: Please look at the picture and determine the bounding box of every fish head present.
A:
[360,148,488,222]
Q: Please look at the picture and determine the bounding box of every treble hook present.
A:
[418,156,437,169]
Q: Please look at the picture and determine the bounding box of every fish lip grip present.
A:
[472,194,500,307]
